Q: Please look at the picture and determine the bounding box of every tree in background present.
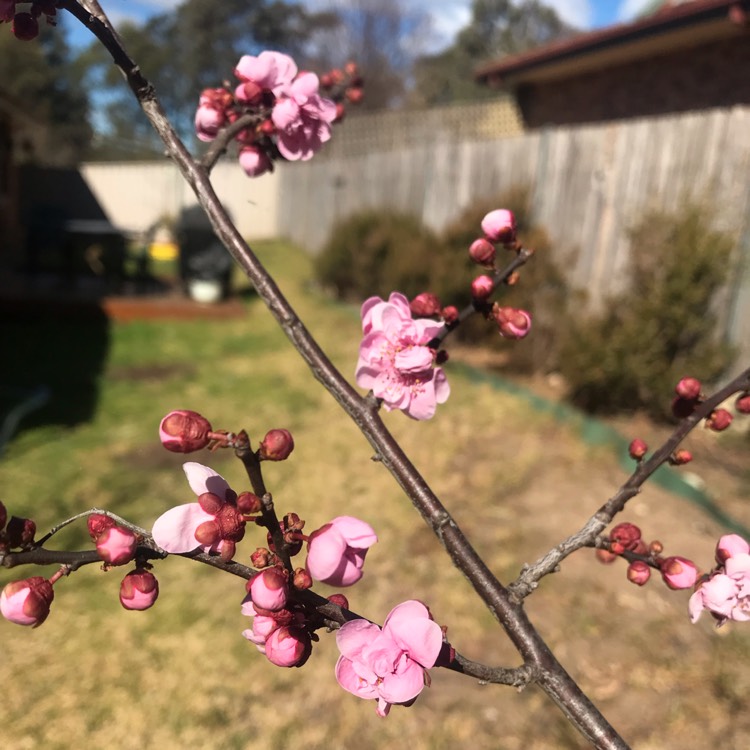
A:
[411,0,576,106]
[0,22,91,164]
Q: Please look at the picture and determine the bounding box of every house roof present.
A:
[476,0,750,87]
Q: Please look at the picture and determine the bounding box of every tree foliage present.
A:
[411,0,576,106]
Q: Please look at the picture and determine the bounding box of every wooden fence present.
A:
[277,105,750,366]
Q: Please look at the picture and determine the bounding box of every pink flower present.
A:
[238,146,272,178]
[194,88,232,142]
[306,516,378,587]
[660,556,698,590]
[716,534,750,564]
[234,51,298,97]
[335,600,444,717]
[0,577,54,627]
[119,569,159,611]
[355,292,450,420]
[247,567,288,611]
[481,209,516,244]
[96,526,138,566]
[151,463,245,561]
[272,72,338,161]
[265,626,312,667]
[690,550,750,625]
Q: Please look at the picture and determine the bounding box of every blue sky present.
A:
[64,0,659,51]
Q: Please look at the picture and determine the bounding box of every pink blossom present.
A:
[96,526,138,566]
[355,292,450,420]
[247,567,288,611]
[194,88,232,142]
[241,600,278,653]
[238,146,272,178]
[271,72,338,161]
[306,516,378,587]
[119,569,159,611]
[151,463,245,560]
[481,208,516,244]
[660,556,698,590]
[234,51,297,97]
[716,534,750,564]
[265,626,312,667]
[0,577,54,627]
[690,550,750,625]
[335,600,444,717]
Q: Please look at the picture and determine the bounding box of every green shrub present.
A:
[560,204,735,419]
[314,211,439,302]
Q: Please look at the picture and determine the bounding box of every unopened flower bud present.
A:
[715,534,749,564]
[119,569,159,611]
[251,547,274,568]
[239,145,272,178]
[409,292,442,317]
[441,306,459,324]
[319,72,333,88]
[327,593,349,609]
[627,561,651,586]
[87,513,116,540]
[649,540,663,555]
[632,540,649,556]
[0,577,54,626]
[706,408,733,432]
[248,567,289,611]
[670,449,693,465]
[159,410,213,453]
[675,377,702,401]
[736,393,750,414]
[12,12,38,41]
[481,209,516,245]
[344,60,359,77]
[494,306,532,340]
[96,526,138,566]
[237,491,262,514]
[345,87,364,104]
[628,438,648,460]
[293,567,313,590]
[264,626,312,668]
[468,238,496,266]
[259,118,276,135]
[471,275,494,300]
[660,556,698,590]
[610,522,642,551]
[6,516,36,547]
[259,429,294,461]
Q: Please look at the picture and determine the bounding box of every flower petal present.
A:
[183,462,230,498]
[152,503,213,553]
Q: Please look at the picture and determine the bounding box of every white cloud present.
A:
[616,0,655,21]
[542,0,594,29]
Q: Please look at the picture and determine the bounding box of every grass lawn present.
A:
[1,240,748,750]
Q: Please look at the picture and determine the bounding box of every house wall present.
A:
[517,34,750,127]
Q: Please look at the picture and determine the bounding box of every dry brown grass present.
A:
[1,241,748,749]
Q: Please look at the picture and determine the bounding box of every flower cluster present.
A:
[1,0,59,40]
[195,51,361,176]
[335,600,444,717]
[356,292,450,420]
[690,534,750,625]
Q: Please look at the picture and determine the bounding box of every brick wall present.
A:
[517,33,750,127]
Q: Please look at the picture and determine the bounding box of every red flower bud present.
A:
[494,306,532,340]
[12,12,39,41]
[345,87,364,104]
[706,408,732,432]
[675,377,702,401]
[87,513,116,540]
[293,567,313,590]
[159,410,213,453]
[409,292,442,317]
[237,491,262,514]
[327,593,350,609]
[471,275,494,300]
[610,522,642,551]
[441,306,459,324]
[251,547,274,568]
[595,548,618,564]
[259,429,294,461]
[628,438,648,460]
[736,393,750,414]
[468,238,496,266]
[627,561,651,586]
[119,569,159,611]
[670,449,693,465]
[6,516,36,547]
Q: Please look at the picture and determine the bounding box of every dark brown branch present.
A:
[510,367,750,600]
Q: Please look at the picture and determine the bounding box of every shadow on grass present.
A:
[0,302,110,447]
